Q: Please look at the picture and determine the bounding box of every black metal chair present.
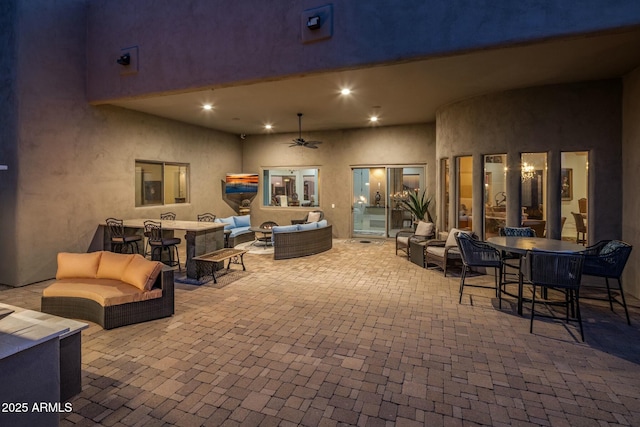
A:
[455,233,503,304]
[197,213,216,222]
[144,220,181,270]
[522,250,585,341]
[582,240,633,325]
[160,212,176,220]
[106,218,142,254]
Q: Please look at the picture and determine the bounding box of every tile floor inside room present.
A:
[1,239,640,426]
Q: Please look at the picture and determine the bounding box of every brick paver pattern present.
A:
[1,239,639,426]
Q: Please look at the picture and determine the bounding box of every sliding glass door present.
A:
[352,165,426,238]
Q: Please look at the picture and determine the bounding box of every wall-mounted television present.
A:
[225,173,259,194]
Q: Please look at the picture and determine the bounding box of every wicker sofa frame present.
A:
[273,225,333,260]
[41,268,174,330]
[227,231,255,248]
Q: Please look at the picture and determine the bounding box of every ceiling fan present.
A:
[289,113,322,149]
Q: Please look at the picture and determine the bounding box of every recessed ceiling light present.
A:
[369,116,379,122]
[202,104,213,110]
[264,124,273,130]
[340,88,351,95]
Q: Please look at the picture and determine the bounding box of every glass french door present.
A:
[352,168,387,238]
[352,166,425,238]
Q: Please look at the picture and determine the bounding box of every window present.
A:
[263,168,319,207]
[484,154,507,238]
[457,156,473,229]
[135,161,189,207]
[441,158,450,232]
[520,152,547,236]
[561,151,589,241]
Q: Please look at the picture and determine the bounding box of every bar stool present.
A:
[106,218,142,254]
[144,220,181,270]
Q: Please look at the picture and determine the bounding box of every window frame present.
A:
[135,160,190,207]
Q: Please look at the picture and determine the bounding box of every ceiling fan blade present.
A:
[305,140,322,145]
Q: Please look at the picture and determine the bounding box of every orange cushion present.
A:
[121,254,163,291]
[97,251,135,280]
[56,252,103,280]
[43,279,163,306]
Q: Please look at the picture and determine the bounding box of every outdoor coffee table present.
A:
[192,248,247,283]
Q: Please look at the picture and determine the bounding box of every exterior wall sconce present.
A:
[307,15,321,30]
[117,53,131,66]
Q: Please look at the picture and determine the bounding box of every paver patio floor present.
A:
[1,239,639,426]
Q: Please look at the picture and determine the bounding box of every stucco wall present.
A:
[86,0,640,101]
[0,0,19,284]
[436,80,622,245]
[622,66,640,298]
[6,0,241,287]
[242,123,436,238]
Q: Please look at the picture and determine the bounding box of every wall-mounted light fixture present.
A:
[117,53,131,66]
[307,15,321,30]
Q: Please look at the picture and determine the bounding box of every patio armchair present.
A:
[582,240,633,325]
[424,228,473,276]
[291,210,324,225]
[395,221,435,258]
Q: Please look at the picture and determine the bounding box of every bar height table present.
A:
[101,219,226,279]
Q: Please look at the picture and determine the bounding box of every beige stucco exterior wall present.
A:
[436,80,622,245]
[622,66,640,298]
[241,124,436,238]
[4,0,241,287]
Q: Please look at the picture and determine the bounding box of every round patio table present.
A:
[486,237,585,315]
[249,226,274,249]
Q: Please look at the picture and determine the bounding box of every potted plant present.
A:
[400,189,434,223]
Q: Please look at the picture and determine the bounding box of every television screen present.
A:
[225,173,259,194]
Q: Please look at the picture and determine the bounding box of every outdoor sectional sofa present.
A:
[41,251,174,329]
[272,220,333,260]
[215,214,255,247]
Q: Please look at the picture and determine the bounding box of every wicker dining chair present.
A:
[455,232,503,304]
[144,220,181,270]
[522,249,585,341]
[582,240,633,325]
[498,226,536,285]
[197,213,216,222]
[106,217,142,254]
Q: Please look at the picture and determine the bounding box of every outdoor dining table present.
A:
[486,236,586,315]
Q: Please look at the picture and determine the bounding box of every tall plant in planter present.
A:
[400,189,434,223]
